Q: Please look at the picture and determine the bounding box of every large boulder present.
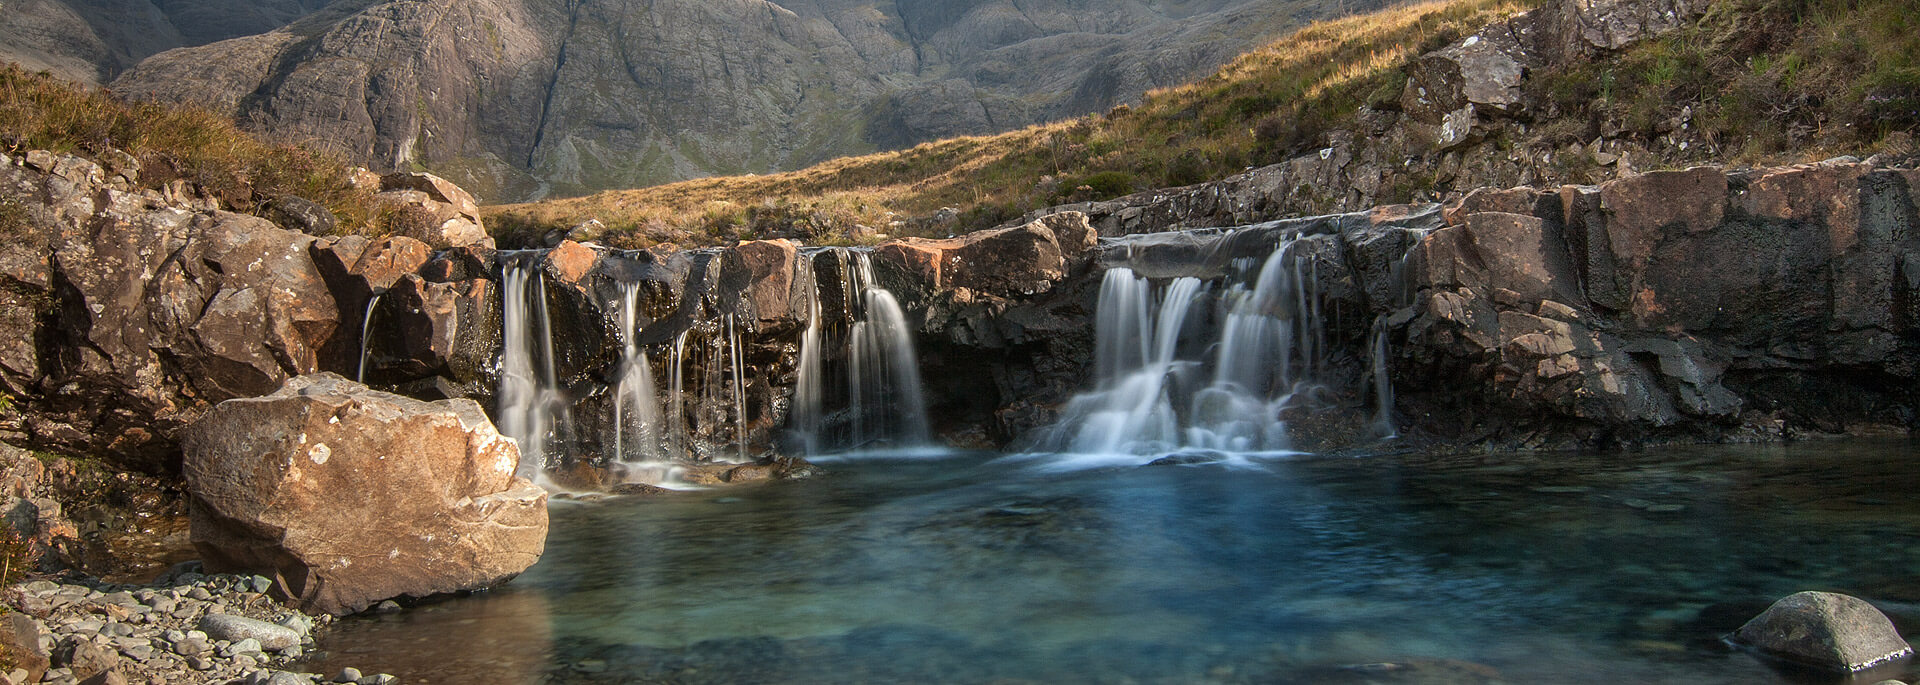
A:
[1733,591,1913,672]
[182,374,547,615]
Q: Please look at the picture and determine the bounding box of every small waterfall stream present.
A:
[791,249,930,453]
[490,243,934,489]
[355,292,383,383]
[1033,233,1397,463]
[611,282,664,464]
[498,259,569,483]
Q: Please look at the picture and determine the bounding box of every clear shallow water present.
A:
[299,441,1920,684]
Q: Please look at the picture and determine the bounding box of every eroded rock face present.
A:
[1733,592,1914,672]
[0,152,346,468]
[182,374,547,616]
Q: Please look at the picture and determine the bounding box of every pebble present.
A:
[3,572,374,685]
[202,613,303,650]
[171,637,211,656]
[222,637,263,657]
[333,667,362,683]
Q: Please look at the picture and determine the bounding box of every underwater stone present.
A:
[1733,591,1913,672]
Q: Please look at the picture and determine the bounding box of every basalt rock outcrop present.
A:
[182,373,547,615]
[102,0,1364,201]
[981,158,1920,451]
[9,141,1920,478]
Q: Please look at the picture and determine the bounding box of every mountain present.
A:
[0,0,330,84]
[97,0,1384,201]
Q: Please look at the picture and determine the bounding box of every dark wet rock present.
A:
[1733,591,1914,672]
[365,275,499,390]
[1146,451,1227,466]
[183,374,547,615]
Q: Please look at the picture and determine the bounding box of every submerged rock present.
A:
[182,374,547,615]
[1732,591,1913,672]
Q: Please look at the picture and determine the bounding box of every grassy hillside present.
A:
[489,0,1540,247]
[1527,0,1918,162]
[0,63,381,231]
[492,0,1919,249]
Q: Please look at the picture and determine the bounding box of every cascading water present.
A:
[611,282,664,464]
[789,248,930,453]
[1368,315,1397,439]
[498,259,570,483]
[1032,234,1395,464]
[356,292,383,383]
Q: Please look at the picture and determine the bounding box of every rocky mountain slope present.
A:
[0,0,330,85]
[498,0,1920,247]
[102,0,1376,202]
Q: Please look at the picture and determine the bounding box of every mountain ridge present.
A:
[97,0,1378,202]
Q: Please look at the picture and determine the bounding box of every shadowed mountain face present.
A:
[0,0,332,84]
[91,0,1380,201]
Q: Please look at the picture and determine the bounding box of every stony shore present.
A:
[1,565,394,685]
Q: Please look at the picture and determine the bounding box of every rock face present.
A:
[1733,592,1914,672]
[181,374,547,615]
[959,157,1920,452]
[0,151,350,471]
[104,0,1359,201]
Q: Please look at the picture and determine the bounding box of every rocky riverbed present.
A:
[1,565,396,685]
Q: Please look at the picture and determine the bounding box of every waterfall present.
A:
[498,260,569,482]
[667,329,691,458]
[787,248,930,453]
[793,262,826,454]
[726,313,749,463]
[611,282,664,463]
[1034,233,1396,463]
[356,292,383,383]
[1368,315,1396,439]
[1048,271,1203,456]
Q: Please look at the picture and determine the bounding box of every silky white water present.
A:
[1034,235,1391,464]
